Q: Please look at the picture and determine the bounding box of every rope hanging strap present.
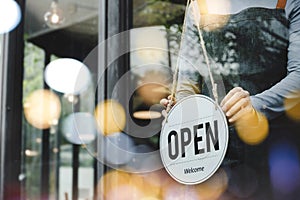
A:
[170,0,192,101]
[170,0,218,106]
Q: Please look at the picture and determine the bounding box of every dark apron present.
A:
[201,7,289,165]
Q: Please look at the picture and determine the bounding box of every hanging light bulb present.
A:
[44,0,65,28]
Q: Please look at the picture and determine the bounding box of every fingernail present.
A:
[222,106,226,112]
[228,118,233,123]
[226,112,230,117]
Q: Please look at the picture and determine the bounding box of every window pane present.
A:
[0,35,3,66]
[22,0,99,199]
[127,0,186,160]
[99,1,300,200]
[10,0,300,199]
[0,33,3,200]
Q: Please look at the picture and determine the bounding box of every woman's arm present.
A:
[250,0,300,120]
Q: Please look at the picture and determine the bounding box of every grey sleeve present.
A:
[250,0,300,120]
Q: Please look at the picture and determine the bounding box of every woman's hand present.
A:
[160,95,176,118]
[220,87,255,123]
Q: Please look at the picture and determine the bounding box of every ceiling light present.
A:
[44,0,65,28]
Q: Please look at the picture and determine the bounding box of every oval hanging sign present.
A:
[160,95,228,185]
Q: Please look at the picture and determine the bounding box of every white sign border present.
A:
[160,94,229,185]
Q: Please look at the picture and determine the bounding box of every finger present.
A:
[225,97,250,118]
[160,98,169,107]
[222,90,249,112]
[222,88,248,110]
[220,87,243,107]
[162,109,167,118]
[166,102,173,113]
[228,105,254,123]
[168,95,177,105]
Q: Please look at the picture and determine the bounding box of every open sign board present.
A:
[160,95,228,185]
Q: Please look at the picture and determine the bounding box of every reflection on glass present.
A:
[59,144,95,199]
[269,142,300,195]
[61,112,97,145]
[44,58,92,95]
[98,168,225,199]
[0,34,3,71]
[25,149,39,157]
[133,110,162,120]
[22,0,99,197]
[94,99,126,136]
[194,168,228,199]
[0,0,21,34]
[102,132,134,165]
[44,1,65,28]
[22,42,45,199]
[23,89,61,130]
[131,26,169,66]
[235,110,269,145]
[284,91,300,122]
[136,69,171,105]
[98,169,174,200]
[16,0,300,199]
[125,144,162,173]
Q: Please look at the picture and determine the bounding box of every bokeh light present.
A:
[203,0,231,14]
[133,110,162,120]
[195,0,230,31]
[44,58,91,95]
[98,170,163,200]
[160,168,200,199]
[235,110,269,145]
[194,168,228,200]
[162,180,199,200]
[98,170,139,200]
[284,91,300,121]
[130,173,161,198]
[137,70,170,105]
[99,169,228,200]
[105,185,144,200]
[94,99,126,135]
[44,1,65,28]
[0,0,21,34]
[61,112,97,145]
[23,89,61,130]
[25,149,39,157]
[197,0,277,15]
[131,27,168,65]
[102,132,134,165]
[269,142,300,194]
[141,197,159,200]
